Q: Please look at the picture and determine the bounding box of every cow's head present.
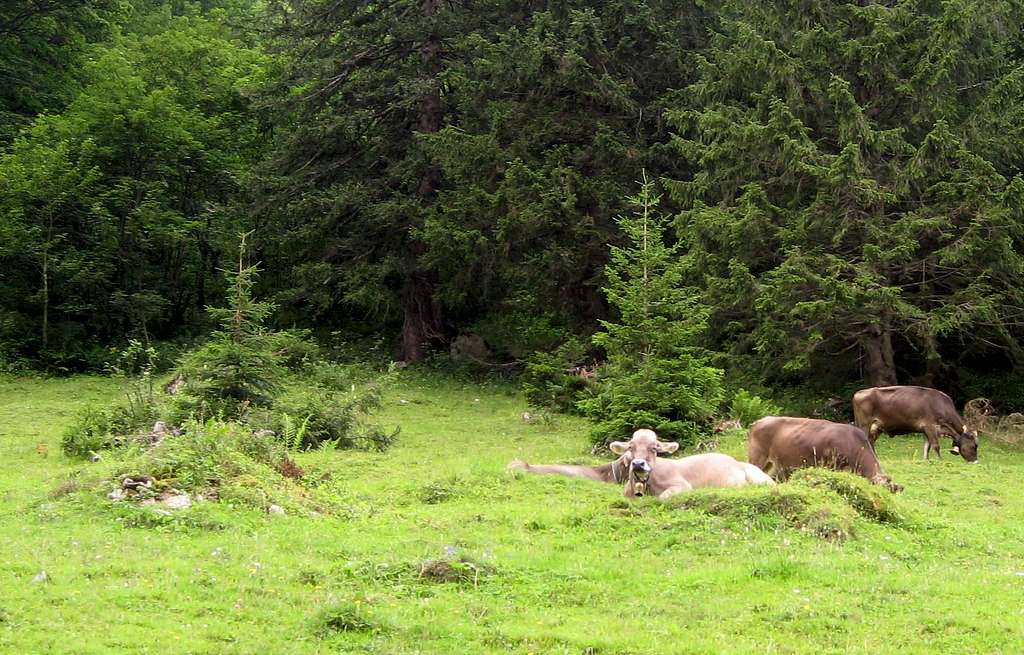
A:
[608,429,679,497]
[950,426,979,463]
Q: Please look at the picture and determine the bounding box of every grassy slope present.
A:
[1,373,1023,654]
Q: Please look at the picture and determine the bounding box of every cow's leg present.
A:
[868,420,884,444]
[747,442,770,473]
[658,482,693,500]
[922,425,941,460]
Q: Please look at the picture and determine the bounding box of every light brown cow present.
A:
[510,429,774,499]
[747,416,902,493]
[852,385,979,462]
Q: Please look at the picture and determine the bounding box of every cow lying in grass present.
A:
[509,429,774,499]
[747,417,903,493]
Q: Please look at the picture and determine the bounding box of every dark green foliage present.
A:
[63,340,160,457]
[172,234,286,417]
[666,0,1024,388]
[266,382,398,451]
[0,8,267,368]
[62,403,156,457]
[522,337,591,412]
[256,1,705,362]
[578,176,724,446]
[0,0,122,144]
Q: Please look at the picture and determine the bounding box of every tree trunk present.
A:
[400,268,442,363]
[397,0,444,363]
[41,245,48,351]
[863,321,897,387]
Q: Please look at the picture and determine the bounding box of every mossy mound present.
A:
[788,468,906,526]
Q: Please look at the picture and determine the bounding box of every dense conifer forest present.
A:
[3,0,1024,412]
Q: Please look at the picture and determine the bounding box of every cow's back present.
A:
[853,385,961,434]
[671,453,773,489]
[748,416,875,474]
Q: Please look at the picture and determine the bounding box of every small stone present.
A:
[521,412,534,423]
[267,504,285,515]
[32,570,48,583]
[89,452,102,463]
[107,488,126,501]
[399,399,409,405]
[152,421,167,434]
[162,494,192,510]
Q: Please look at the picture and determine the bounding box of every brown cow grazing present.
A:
[747,417,903,493]
[511,429,774,499]
[852,385,979,462]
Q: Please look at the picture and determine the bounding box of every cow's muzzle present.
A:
[631,459,651,480]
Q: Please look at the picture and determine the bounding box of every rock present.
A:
[162,493,192,510]
[107,488,126,501]
[521,412,534,423]
[32,570,48,583]
[152,421,167,435]
[267,504,285,515]
[89,452,102,463]
[449,333,492,363]
[122,476,155,491]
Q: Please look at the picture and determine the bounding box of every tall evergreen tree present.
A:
[666,0,1024,388]
[256,1,708,360]
[258,0,469,362]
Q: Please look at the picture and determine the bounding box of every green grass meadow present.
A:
[2,374,1024,654]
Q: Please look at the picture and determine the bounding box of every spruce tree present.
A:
[578,173,723,446]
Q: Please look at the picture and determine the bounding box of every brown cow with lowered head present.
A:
[852,385,979,462]
[510,429,774,499]
[747,417,902,493]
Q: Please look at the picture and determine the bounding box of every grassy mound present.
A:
[788,467,907,525]
[667,485,860,542]
[72,418,334,517]
[666,469,910,542]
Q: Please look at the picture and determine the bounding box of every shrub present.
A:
[522,337,591,412]
[62,400,158,457]
[313,601,385,636]
[729,389,781,427]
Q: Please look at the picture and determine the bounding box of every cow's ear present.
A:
[656,441,680,454]
[609,441,629,455]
